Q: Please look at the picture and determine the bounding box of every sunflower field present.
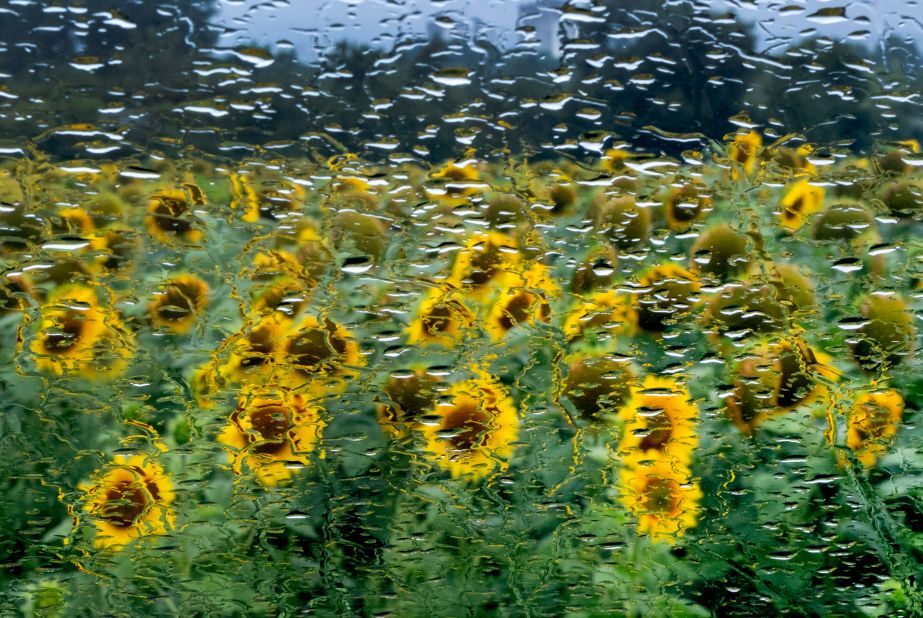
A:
[1,130,923,617]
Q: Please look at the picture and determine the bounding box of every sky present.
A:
[213,0,923,62]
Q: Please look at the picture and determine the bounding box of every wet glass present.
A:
[2,0,923,615]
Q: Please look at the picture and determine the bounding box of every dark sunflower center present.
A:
[42,313,86,353]
[422,303,454,334]
[734,143,755,164]
[783,196,804,220]
[384,373,438,425]
[100,480,149,528]
[497,293,533,332]
[239,323,277,368]
[853,404,891,444]
[248,404,293,454]
[151,196,192,234]
[643,476,679,513]
[442,401,491,451]
[288,323,347,371]
[442,168,474,196]
[99,230,135,271]
[637,277,696,331]
[636,405,673,451]
[258,283,305,315]
[156,281,201,321]
[669,185,707,222]
[467,245,504,286]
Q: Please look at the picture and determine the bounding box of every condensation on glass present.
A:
[1,0,922,615]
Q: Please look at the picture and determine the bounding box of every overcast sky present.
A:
[213,0,923,62]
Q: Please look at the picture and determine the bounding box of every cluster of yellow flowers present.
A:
[1,131,917,550]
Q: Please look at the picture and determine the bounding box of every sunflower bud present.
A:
[768,263,816,314]
[592,195,650,250]
[634,263,700,333]
[725,338,836,433]
[484,192,528,228]
[88,192,126,228]
[663,179,713,230]
[331,209,389,261]
[549,180,578,214]
[704,263,815,344]
[879,181,923,218]
[812,201,875,241]
[875,148,914,176]
[690,224,751,280]
[570,246,618,295]
[850,292,915,372]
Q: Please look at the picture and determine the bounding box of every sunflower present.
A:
[619,451,701,544]
[89,227,140,274]
[569,245,619,295]
[702,263,817,351]
[79,454,175,549]
[529,170,577,215]
[31,284,134,380]
[88,324,135,382]
[191,362,227,410]
[561,353,635,421]
[875,140,920,175]
[280,314,364,392]
[850,292,916,373]
[689,224,751,281]
[0,271,33,313]
[419,371,519,481]
[601,148,633,174]
[377,369,444,439]
[145,188,204,243]
[148,274,209,335]
[725,337,839,434]
[483,264,558,342]
[87,191,127,228]
[406,288,476,348]
[618,375,698,465]
[484,287,551,341]
[632,263,701,333]
[767,143,817,175]
[251,249,304,281]
[325,173,380,212]
[220,314,288,385]
[229,172,261,222]
[330,208,390,261]
[241,175,306,223]
[426,159,483,206]
[847,389,904,468]
[52,207,95,238]
[779,179,825,231]
[562,290,638,342]
[251,275,312,318]
[218,389,325,486]
[591,195,651,250]
[447,231,523,300]
[330,173,374,196]
[728,130,762,179]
